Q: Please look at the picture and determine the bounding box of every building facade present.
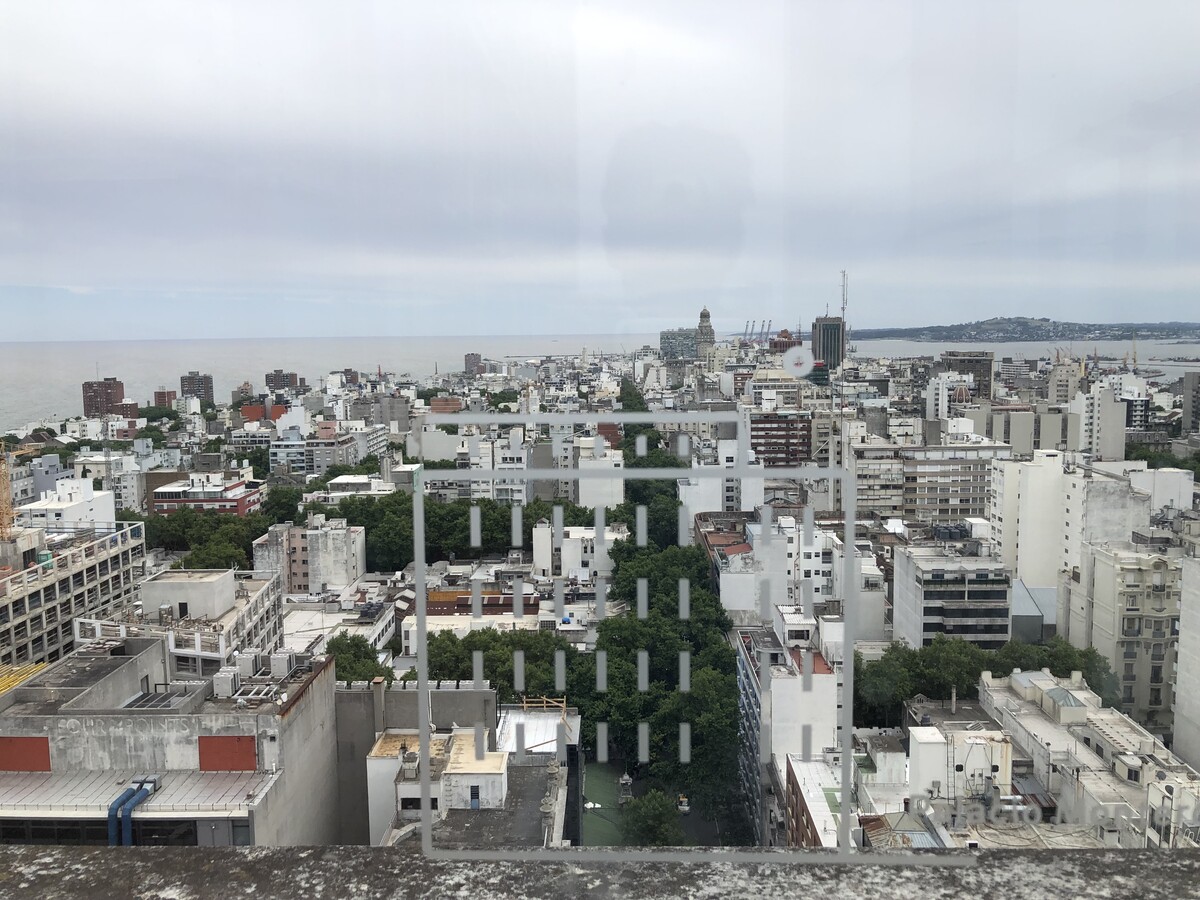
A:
[1058,542,1181,730]
[150,474,263,517]
[0,522,146,666]
[264,370,301,392]
[810,317,845,372]
[253,514,367,597]
[180,371,215,404]
[892,542,1013,650]
[81,377,125,418]
[0,636,337,846]
[942,350,995,401]
[991,450,1152,589]
[659,328,698,361]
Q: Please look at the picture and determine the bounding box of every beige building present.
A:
[1058,542,1181,731]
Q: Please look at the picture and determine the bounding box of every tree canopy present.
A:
[621,789,686,846]
[327,632,393,685]
[854,635,1121,726]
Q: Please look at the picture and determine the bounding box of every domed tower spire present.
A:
[695,307,715,359]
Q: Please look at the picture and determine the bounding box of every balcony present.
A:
[1123,629,1141,638]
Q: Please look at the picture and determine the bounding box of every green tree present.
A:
[261,486,303,524]
[245,447,271,480]
[179,540,247,570]
[620,789,686,846]
[487,389,521,408]
[327,631,394,685]
[855,645,916,726]
[137,405,180,422]
[137,426,167,446]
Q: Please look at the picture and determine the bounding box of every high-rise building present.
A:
[265,369,301,392]
[81,377,125,417]
[810,317,845,371]
[464,353,483,376]
[153,388,177,408]
[1173,557,1200,767]
[695,307,716,359]
[180,371,215,404]
[942,350,995,400]
[1068,382,1127,461]
[991,450,1151,588]
[1183,372,1200,435]
[659,327,698,360]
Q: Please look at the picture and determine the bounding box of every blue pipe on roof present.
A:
[107,786,137,847]
[120,786,152,846]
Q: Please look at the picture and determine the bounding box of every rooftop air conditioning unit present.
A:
[270,651,297,680]
[213,667,241,699]
[236,648,264,679]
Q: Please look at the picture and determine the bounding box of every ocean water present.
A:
[2,334,1197,433]
[0,333,657,431]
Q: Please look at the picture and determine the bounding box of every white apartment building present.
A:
[991,450,1152,589]
[1046,361,1085,405]
[734,623,840,846]
[16,480,116,530]
[892,542,1012,651]
[1059,542,1181,730]
[1069,382,1127,461]
[571,435,625,509]
[302,475,397,506]
[677,440,765,532]
[530,520,630,582]
[926,372,974,421]
[829,534,887,641]
[1091,460,1195,517]
[270,426,367,477]
[73,568,284,677]
[252,513,367,597]
[0,522,146,666]
[746,368,803,410]
[468,429,531,505]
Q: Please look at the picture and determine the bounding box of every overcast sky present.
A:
[2,1,1198,341]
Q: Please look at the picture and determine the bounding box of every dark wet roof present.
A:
[435,766,551,849]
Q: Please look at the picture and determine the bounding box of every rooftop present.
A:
[497,707,582,756]
[0,769,278,818]
[144,569,229,584]
[446,733,507,775]
[435,765,551,850]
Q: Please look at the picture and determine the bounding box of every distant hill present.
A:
[850,317,1200,342]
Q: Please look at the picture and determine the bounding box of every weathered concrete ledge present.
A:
[1,846,1199,900]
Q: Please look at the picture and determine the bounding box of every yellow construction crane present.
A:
[0,443,39,541]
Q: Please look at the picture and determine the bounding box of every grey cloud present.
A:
[2,0,1199,339]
